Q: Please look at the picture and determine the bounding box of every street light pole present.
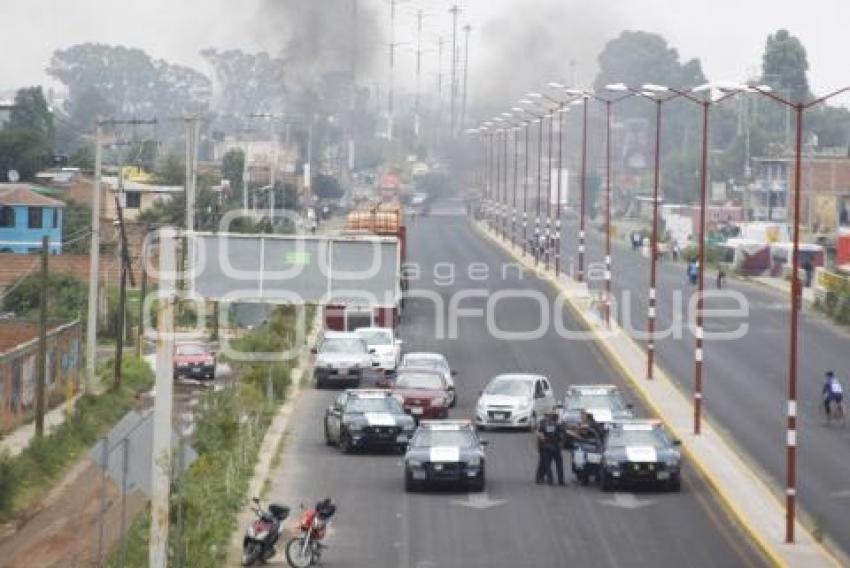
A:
[578,97,589,282]
[647,98,661,380]
[513,123,520,247]
[747,83,850,544]
[555,107,565,275]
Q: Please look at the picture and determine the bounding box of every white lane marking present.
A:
[600,493,655,510]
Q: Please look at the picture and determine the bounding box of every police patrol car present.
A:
[403,420,487,492]
[599,419,682,492]
[561,384,634,428]
[324,389,416,453]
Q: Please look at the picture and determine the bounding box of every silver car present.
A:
[475,374,556,431]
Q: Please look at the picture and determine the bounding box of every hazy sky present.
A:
[2,0,849,105]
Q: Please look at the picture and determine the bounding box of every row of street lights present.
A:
[469,80,850,544]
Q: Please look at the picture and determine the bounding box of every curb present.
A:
[225,313,322,565]
[473,220,842,568]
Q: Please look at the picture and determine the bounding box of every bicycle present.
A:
[822,397,847,428]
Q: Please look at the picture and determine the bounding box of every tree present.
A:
[66,86,115,130]
[48,44,211,127]
[594,31,705,94]
[152,153,185,186]
[8,87,54,146]
[62,199,91,254]
[761,29,811,102]
[221,148,245,197]
[200,49,286,115]
[0,129,48,181]
[2,273,87,320]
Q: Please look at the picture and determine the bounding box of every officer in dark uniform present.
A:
[535,410,567,485]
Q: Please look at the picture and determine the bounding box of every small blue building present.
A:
[0,184,64,254]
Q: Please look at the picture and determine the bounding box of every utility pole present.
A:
[185,117,200,232]
[414,9,424,139]
[86,118,155,393]
[149,227,175,568]
[85,120,103,393]
[449,3,461,138]
[137,237,147,359]
[436,36,445,148]
[35,235,48,438]
[460,24,472,136]
[113,196,135,390]
[349,0,358,179]
[387,0,398,141]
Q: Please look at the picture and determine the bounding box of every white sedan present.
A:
[355,327,402,372]
[399,352,458,407]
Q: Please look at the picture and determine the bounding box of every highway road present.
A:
[265,203,767,568]
[556,216,850,557]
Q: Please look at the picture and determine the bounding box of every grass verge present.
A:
[0,356,154,523]
[110,306,313,567]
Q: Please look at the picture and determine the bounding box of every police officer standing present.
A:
[535,410,567,485]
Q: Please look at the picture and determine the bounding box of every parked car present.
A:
[312,331,376,389]
[474,374,556,431]
[173,343,216,380]
[600,419,682,492]
[561,384,634,429]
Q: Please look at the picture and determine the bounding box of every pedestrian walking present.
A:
[803,258,814,288]
[717,265,726,289]
[687,259,699,286]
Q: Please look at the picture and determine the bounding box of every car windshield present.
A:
[320,338,366,354]
[402,357,446,371]
[567,393,626,412]
[485,379,532,397]
[395,372,445,390]
[346,397,401,414]
[411,429,476,448]
[176,344,206,356]
[357,330,392,345]
[607,428,668,449]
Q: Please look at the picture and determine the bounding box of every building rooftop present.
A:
[0,184,66,208]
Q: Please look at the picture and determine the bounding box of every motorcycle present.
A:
[285,498,337,568]
[242,497,290,566]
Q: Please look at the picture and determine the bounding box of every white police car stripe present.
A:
[364,413,396,427]
[429,446,460,462]
[625,446,657,463]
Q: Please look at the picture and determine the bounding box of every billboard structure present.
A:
[189,232,401,308]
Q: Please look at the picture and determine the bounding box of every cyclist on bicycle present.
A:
[822,371,844,418]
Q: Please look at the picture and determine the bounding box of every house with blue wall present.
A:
[0,184,64,254]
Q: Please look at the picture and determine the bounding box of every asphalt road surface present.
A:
[265,202,767,568]
[553,217,850,557]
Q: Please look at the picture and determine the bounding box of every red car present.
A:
[173,343,216,380]
[391,369,452,420]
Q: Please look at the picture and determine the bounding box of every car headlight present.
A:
[402,421,416,432]
[517,399,531,411]
[407,459,423,468]
[664,456,680,468]
[348,423,363,432]
[432,397,446,407]
[467,456,481,468]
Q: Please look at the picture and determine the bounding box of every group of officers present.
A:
[535,409,604,486]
